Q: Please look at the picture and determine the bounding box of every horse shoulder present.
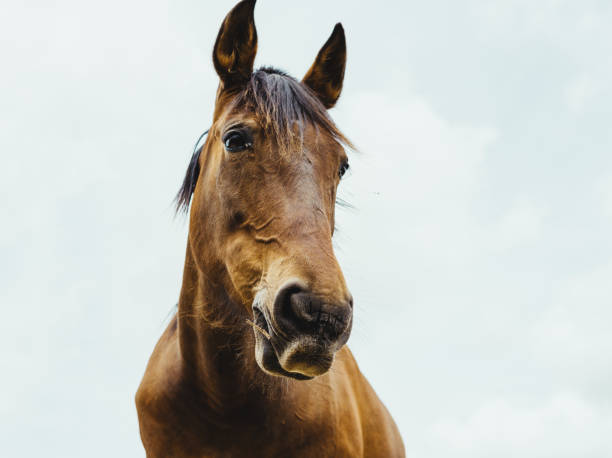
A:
[333,346,406,457]
[135,317,199,457]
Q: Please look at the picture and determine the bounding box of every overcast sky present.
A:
[1,0,612,456]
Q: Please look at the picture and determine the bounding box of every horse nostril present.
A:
[273,281,352,342]
[289,291,318,323]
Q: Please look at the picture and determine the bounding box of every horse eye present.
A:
[338,162,349,179]
[223,131,251,153]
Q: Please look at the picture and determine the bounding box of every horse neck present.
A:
[176,241,285,408]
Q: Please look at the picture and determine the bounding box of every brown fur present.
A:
[136,1,404,456]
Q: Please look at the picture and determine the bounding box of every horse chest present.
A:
[188,414,362,458]
[140,380,363,457]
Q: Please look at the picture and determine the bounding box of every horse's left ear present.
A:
[302,23,346,109]
[213,0,258,90]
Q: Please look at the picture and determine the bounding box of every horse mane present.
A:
[175,67,351,213]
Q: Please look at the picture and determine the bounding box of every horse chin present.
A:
[276,337,335,377]
[254,332,314,380]
[252,306,335,380]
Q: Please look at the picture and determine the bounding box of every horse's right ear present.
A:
[213,0,258,90]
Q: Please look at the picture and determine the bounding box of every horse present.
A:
[135,1,405,456]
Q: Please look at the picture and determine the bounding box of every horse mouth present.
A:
[252,306,333,380]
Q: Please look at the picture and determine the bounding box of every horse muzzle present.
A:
[252,280,353,379]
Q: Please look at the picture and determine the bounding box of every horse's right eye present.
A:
[223,131,252,153]
[338,161,349,179]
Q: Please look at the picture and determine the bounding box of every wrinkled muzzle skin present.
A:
[188,107,353,380]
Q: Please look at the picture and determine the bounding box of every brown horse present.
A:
[135,1,404,456]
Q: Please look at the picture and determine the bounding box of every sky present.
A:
[1,0,611,456]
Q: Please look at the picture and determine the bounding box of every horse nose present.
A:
[273,281,353,343]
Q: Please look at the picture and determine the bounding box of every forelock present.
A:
[231,67,351,154]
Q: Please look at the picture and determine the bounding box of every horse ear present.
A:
[302,23,346,109]
[213,0,258,90]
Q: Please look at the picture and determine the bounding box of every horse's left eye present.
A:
[338,162,349,179]
[223,131,251,153]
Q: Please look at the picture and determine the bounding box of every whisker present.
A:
[246,318,271,340]
[336,197,355,210]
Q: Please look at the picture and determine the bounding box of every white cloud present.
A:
[529,260,612,374]
[597,173,612,218]
[431,393,612,457]
[335,91,498,266]
[487,197,543,251]
[565,74,599,114]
